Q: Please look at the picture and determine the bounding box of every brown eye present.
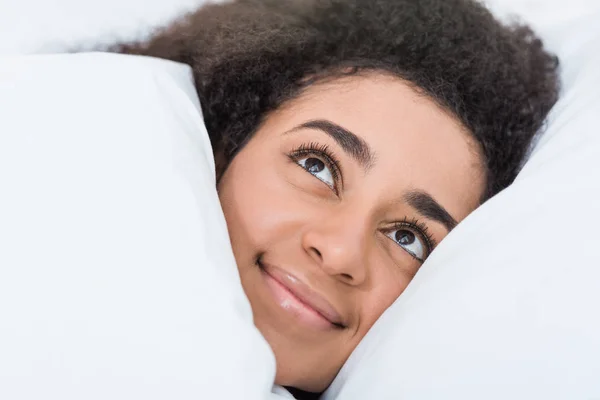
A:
[297,156,335,189]
[395,230,415,246]
[304,157,325,173]
[288,142,342,195]
[385,228,427,262]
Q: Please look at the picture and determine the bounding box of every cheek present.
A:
[217,150,308,256]
[357,261,410,334]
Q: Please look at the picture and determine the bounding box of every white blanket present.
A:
[0,52,288,400]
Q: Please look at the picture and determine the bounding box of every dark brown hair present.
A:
[117,0,559,201]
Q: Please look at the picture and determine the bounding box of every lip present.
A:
[258,260,346,329]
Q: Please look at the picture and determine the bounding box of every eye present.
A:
[297,156,335,189]
[384,222,433,263]
[386,229,426,261]
[288,142,342,194]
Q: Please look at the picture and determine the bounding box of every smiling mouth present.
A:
[256,258,346,330]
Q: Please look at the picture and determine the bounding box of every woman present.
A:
[117,0,559,397]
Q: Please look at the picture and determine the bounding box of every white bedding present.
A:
[0,0,201,54]
[0,52,286,400]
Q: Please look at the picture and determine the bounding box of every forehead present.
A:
[260,74,486,217]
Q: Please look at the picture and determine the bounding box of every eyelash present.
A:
[287,142,343,194]
[387,217,437,262]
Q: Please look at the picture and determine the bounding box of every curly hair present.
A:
[117,0,559,202]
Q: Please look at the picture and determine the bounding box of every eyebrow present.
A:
[288,119,376,170]
[403,190,458,232]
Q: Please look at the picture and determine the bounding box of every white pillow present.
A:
[324,2,600,399]
[0,53,282,400]
[0,0,214,55]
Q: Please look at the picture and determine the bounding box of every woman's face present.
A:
[217,74,486,392]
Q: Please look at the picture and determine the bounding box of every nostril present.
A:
[340,273,353,281]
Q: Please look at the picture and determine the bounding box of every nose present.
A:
[301,210,369,286]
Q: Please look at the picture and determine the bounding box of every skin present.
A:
[217,73,486,392]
